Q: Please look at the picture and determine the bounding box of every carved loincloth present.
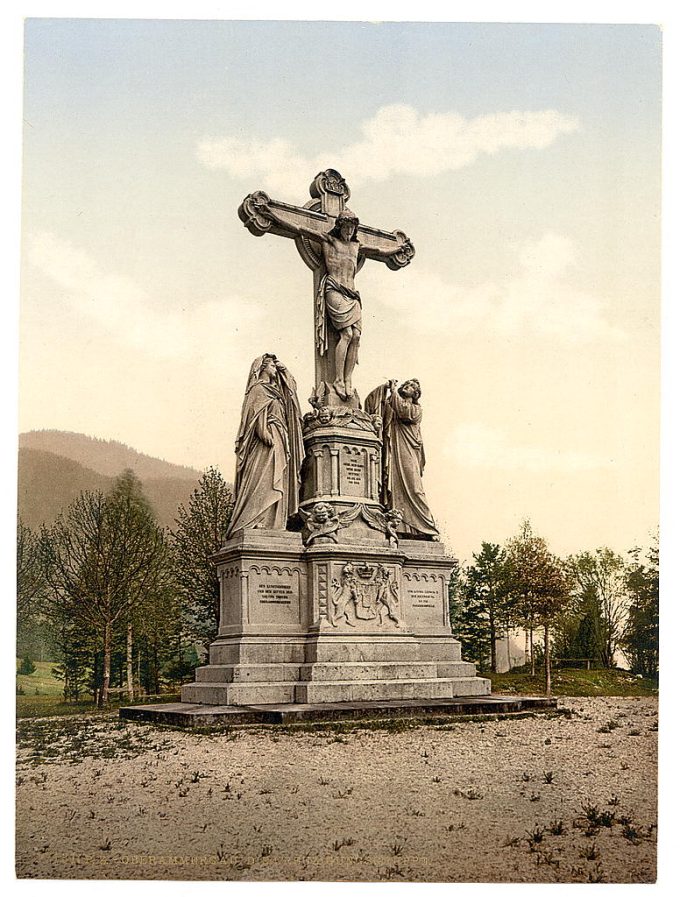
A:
[315,274,362,355]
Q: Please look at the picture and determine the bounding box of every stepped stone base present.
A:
[177,526,491,707]
[121,695,558,729]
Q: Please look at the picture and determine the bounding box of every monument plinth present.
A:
[179,169,491,707]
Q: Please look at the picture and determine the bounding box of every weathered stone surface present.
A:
[174,169,491,709]
[121,695,558,729]
[238,169,413,403]
[226,355,304,539]
[180,525,491,705]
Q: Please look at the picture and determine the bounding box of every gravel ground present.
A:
[16,696,657,882]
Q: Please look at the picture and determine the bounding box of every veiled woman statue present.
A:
[227,354,304,537]
[365,378,439,539]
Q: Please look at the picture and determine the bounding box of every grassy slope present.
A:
[16,660,63,697]
[488,667,658,697]
[16,661,180,719]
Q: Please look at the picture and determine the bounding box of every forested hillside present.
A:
[19,430,200,480]
[17,440,203,531]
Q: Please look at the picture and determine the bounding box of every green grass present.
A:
[16,661,182,719]
[16,660,64,697]
[488,667,658,697]
[16,694,112,719]
[17,692,183,720]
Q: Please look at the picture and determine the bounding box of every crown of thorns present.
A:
[336,209,359,223]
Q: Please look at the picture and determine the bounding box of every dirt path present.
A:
[16,696,657,882]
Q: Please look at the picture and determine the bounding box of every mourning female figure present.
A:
[365,378,439,539]
[227,354,304,537]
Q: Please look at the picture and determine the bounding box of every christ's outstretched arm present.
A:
[264,203,331,244]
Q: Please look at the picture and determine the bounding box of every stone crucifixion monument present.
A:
[180,170,490,706]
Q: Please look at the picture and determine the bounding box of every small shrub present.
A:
[622,823,642,843]
[597,720,621,733]
[581,842,600,861]
[332,837,355,851]
[526,826,544,846]
[334,787,353,799]
[18,656,36,675]
[588,862,605,883]
[582,802,615,829]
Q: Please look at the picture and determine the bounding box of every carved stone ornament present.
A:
[303,403,383,436]
[299,502,341,545]
[309,169,351,204]
[298,501,404,547]
[384,229,416,270]
[237,190,274,236]
[329,562,400,627]
[384,509,404,549]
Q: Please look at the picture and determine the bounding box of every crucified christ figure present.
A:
[238,170,415,404]
[265,206,368,400]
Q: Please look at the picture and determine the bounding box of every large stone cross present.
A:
[238,169,414,406]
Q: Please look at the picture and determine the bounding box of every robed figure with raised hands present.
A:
[227,354,304,537]
[365,378,439,540]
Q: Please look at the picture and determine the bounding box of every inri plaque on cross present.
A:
[238,169,415,408]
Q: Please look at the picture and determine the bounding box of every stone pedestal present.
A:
[181,414,491,706]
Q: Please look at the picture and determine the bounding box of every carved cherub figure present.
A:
[299,501,340,545]
[384,509,404,548]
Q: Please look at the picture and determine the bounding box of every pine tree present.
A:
[171,467,233,653]
[622,534,659,678]
[565,548,629,668]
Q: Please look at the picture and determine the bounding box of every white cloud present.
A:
[26,232,264,365]
[446,422,612,473]
[197,104,579,197]
[365,232,625,344]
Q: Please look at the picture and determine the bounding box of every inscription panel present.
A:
[410,588,439,609]
[248,565,303,627]
[340,447,367,497]
[402,570,446,630]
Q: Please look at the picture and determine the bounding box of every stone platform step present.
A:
[195,663,301,683]
[193,660,478,684]
[295,676,490,703]
[120,694,558,729]
[181,681,296,705]
[182,674,490,706]
[298,661,477,681]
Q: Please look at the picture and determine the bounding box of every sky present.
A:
[17,17,662,562]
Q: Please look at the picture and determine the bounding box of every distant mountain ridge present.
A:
[19,430,200,480]
[17,431,206,532]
